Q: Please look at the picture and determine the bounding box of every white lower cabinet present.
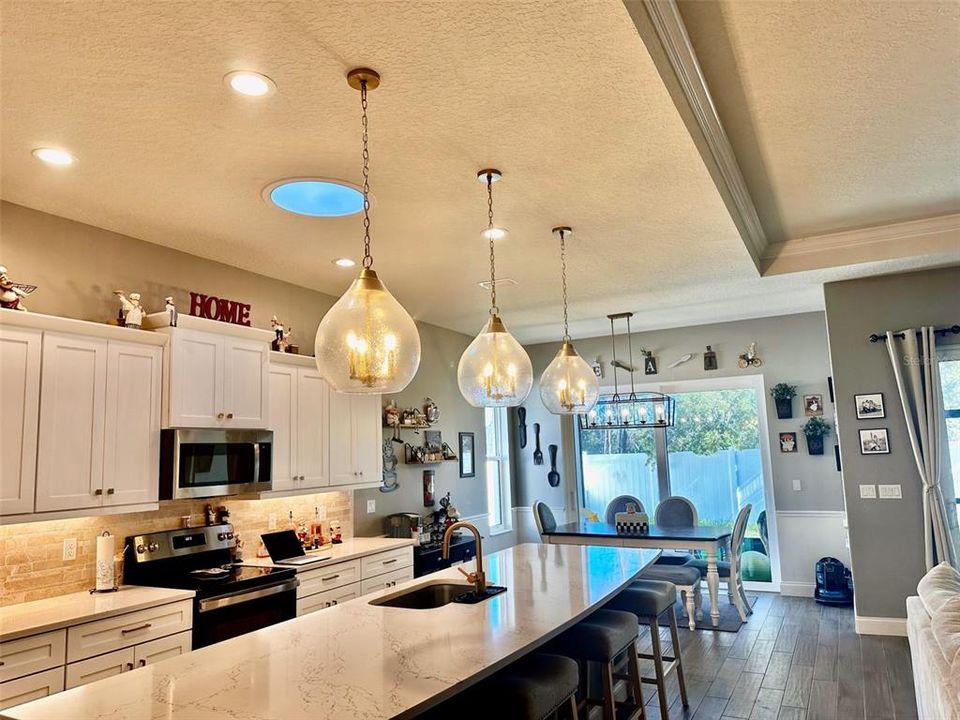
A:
[295,547,413,617]
[65,647,134,689]
[0,667,64,710]
[0,630,66,683]
[361,566,415,595]
[297,584,361,616]
[132,630,191,668]
[66,599,192,663]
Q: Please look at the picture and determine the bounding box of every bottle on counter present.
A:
[204,504,216,526]
[310,507,326,546]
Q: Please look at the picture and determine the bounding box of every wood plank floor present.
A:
[629,594,918,720]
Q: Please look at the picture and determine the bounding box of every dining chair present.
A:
[690,503,753,622]
[603,495,645,524]
[653,496,698,566]
[533,500,557,539]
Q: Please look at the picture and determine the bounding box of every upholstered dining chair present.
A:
[690,503,753,622]
[604,495,645,524]
[532,500,557,539]
[653,496,698,566]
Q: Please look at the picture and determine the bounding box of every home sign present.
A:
[189,291,252,326]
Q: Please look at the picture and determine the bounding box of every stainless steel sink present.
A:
[369,582,474,609]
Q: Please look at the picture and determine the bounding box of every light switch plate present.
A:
[878,484,902,499]
[62,538,77,561]
[792,479,802,492]
[268,513,278,530]
[859,484,877,499]
[367,499,376,514]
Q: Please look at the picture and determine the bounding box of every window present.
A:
[940,353,960,501]
[485,407,512,533]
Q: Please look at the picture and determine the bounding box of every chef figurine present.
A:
[164,296,178,327]
[114,290,145,328]
[0,265,36,311]
[271,315,285,351]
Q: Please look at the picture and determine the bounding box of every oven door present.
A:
[161,429,273,500]
[193,578,298,649]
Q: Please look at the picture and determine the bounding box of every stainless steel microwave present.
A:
[160,429,272,500]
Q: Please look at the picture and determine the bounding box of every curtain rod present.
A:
[868,324,960,343]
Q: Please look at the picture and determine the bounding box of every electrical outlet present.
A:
[878,484,902,499]
[792,479,802,492]
[62,538,77,561]
[268,513,278,530]
[367,499,376,514]
[859,484,877,499]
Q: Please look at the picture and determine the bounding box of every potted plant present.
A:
[770,383,798,419]
[801,416,831,455]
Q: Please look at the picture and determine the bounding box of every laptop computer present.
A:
[260,530,329,566]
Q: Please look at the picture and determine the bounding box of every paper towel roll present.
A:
[95,533,115,591]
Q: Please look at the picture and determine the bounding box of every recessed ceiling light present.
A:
[481,227,508,241]
[333,258,356,268]
[32,147,74,166]
[264,179,366,217]
[225,71,276,97]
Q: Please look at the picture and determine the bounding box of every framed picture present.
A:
[803,394,824,416]
[779,432,798,453]
[459,432,475,478]
[854,393,885,420]
[423,430,442,453]
[859,428,890,455]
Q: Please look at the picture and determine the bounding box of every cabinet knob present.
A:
[125,662,134,671]
[94,488,103,496]
[106,488,115,495]
[331,600,338,606]
[217,412,225,419]
[138,659,146,667]
[227,412,234,419]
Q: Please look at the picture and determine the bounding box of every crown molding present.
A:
[625,0,768,269]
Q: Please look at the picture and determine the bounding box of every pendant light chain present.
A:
[360,79,373,269]
[559,229,570,341]
[486,173,498,316]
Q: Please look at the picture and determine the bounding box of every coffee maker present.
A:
[385,513,429,545]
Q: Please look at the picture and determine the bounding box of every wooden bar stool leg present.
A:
[601,661,616,720]
[568,693,579,720]
[627,644,646,720]
[648,615,670,719]
[668,606,689,708]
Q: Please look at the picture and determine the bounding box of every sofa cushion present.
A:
[932,596,960,666]
[917,561,960,616]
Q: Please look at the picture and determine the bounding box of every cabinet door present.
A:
[268,365,297,492]
[327,390,356,485]
[0,667,64,711]
[350,394,382,483]
[223,337,268,427]
[296,369,329,488]
[102,342,161,506]
[0,327,41,515]
[132,631,191,668]
[64,647,134,689]
[36,333,108,512]
[168,330,223,427]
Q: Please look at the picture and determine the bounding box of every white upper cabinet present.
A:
[0,326,42,514]
[296,369,329,487]
[268,356,329,492]
[166,329,223,427]
[268,364,298,492]
[222,337,269,427]
[329,391,381,486]
[351,394,382,482]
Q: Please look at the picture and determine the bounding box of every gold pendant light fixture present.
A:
[539,227,600,415]
[457,170,533,408]
[314,68,421,393]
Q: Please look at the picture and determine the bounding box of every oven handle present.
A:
[198,578,299,613]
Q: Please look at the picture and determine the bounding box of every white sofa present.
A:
[907,561,960,720]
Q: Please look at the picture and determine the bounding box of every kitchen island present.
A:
[3,543,659,720]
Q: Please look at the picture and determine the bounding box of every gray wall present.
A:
[514,311,840,515]
[824,266,960,619]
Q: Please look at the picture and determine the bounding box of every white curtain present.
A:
[886,327,958,570]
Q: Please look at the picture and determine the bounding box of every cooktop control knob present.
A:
[136,544,146,554]
[148,542,159,552]
[226,532,234,540]
[217,532,226,541]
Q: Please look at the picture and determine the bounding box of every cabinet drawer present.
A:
[361,547,413,578]
[360,566,414,595]
[296,582,361,616]
[133,631,192,668]
[67,600,193,663]
[0,629,66,682]
[0,667,64,711]
[65,647,134,689]
[297,559,361,598]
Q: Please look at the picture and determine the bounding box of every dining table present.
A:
[542,520,734,627]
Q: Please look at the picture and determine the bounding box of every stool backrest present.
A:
[533,501,556,537]
[654,496,698,528]
[731,503,753,568]
[604,495,645,524]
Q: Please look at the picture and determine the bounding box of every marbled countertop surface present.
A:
[0,586,196,642]
[4,543,658,720]
[241,536,414,571]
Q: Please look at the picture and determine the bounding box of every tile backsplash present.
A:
[0,492,352,605]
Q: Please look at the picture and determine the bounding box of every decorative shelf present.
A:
[385,422,431,430]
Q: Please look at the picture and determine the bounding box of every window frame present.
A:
[484,406,513,534]
[937,345,960,503]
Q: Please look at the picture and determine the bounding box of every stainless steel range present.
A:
[123,524,297,649]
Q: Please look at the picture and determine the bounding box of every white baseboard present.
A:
[780,581,816,597]
[855,615,908,637]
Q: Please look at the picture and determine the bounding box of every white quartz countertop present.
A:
[3,543,659,720]
[0,586,196,642]
[241,536,414,571]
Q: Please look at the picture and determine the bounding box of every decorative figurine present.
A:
[381,439,399,493]
[164,296,178,327]
[424,397,440,424]
[384,400,400,427]
[738,342,762,368]
[703,345,718,371]
[0,266,36,311]
[271,316,285,351]
[113,290,145,328]
[280,325,292,353]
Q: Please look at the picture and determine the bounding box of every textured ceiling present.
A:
[1,1,954,343]
[678,0,960,242]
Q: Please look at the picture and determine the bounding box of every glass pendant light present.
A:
[457,170,533,407]
[314,68,421,394]
[540,227,600,415]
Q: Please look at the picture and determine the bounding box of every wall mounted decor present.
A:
[855,393,885,420]
[533,423,544,465]
[189,291,251,326]
[0,265,35,311]
[827,376,835,403]
[547,444,560,486]
[801,416,831,455]
[667,353,694,368]
[803,394,824,416]
[517,406,528,448]
[703,345,718,371]
[423,469,436,507]
[642,350,658,375]
[380,439,399,493]
[738,342,762,368]
[459,432,475,478]
[859,428,890,455]
[770,383,797,419]
[779,432,798,453]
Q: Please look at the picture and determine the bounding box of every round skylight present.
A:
[265,179,365,217]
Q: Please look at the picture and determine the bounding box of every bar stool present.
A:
[606,579,689,720]
[419,652,579,719]
[544,609,645,720]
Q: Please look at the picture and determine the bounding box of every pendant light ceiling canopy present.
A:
[314,68,421,394]
[540,227,600,415]
[457,170,533,408]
